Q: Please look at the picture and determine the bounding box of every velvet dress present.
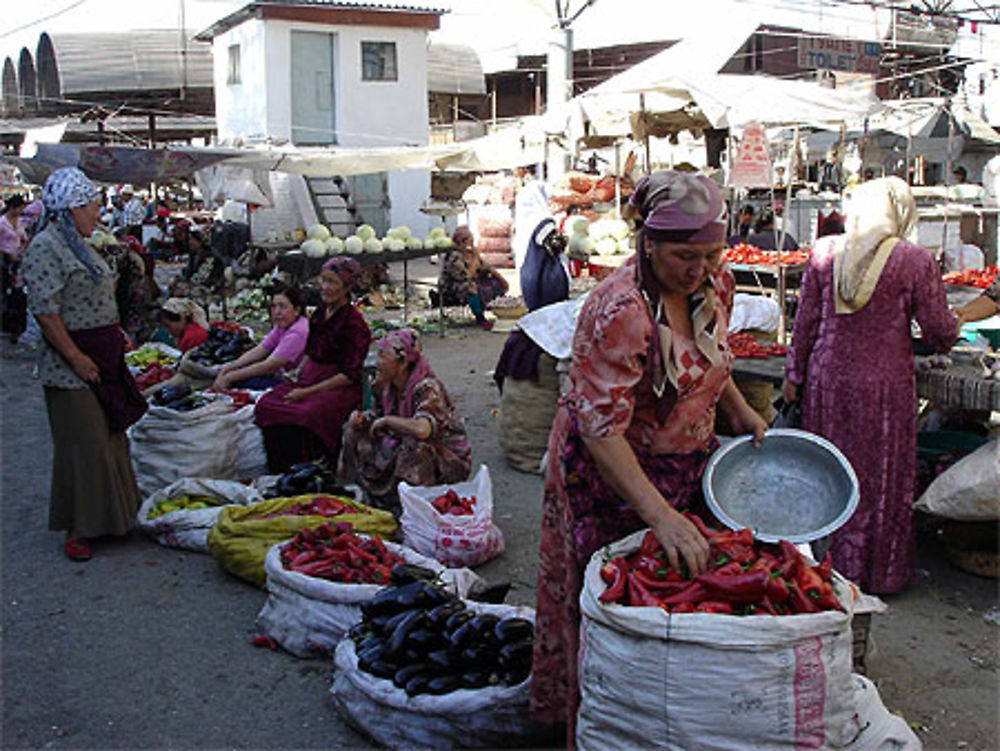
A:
[785,237,957,594]
[254,303,371,472]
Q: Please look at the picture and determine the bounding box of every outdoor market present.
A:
[1,1,999,750]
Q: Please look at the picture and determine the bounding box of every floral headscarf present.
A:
[42,167,102,281]
[162,297,208,329]
[376,328,434,419]
[322,256,362,292]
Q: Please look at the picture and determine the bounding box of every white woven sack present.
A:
[330,602,538,749]
[915,439,1000,521]
[399,465,505,567]
[841,675,922,750]
[256,539,484,658]
[136,477,264,552]
[231,404,269,481]
[576,529,860,751]
[128,396,239,498]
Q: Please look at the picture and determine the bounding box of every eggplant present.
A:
[357,634,384,654]
[458,671,490,689]
[494,618,533,645]
[389,563,437,586]
[348,622,373,642]
[362,581,427,618]
[365,660,398,679]
[366,612,398,633]
[447,620,478,653]
[502,661,532,686]
[404,674,433,697]
[498,640,533,668]
[468,614,501,642]
[458,645,497,666]
[405,628,447,653]
[426,649,454,671]
[385,610,427,658]
[425,675,461,695]
[393,663,432,689]
[357,642,389,668]
[444,610,474,633]
[288,461,318,473]
[427,601,465,630]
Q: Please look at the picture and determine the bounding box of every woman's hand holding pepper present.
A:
[650,507,710,577]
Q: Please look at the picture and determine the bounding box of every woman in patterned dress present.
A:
[953,274,999,326]
[783,177,958,594]
[531,171,768,742]
[437,225,508,329]
[339,328,471,509]
[21,168,147,562]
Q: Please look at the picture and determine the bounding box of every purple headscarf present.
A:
[321,256,362,292]
[630,171,727,244]
[376,328,434,419]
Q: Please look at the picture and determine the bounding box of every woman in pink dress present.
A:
[783,177,957,594]
[254,257,372,473]
[531,172,768,743]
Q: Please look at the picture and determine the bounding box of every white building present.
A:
[196,0,445,236]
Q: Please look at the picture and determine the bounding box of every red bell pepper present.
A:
[599,559,629,604]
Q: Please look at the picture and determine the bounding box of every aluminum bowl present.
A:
[702,428,859,543]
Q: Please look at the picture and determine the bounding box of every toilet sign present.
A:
[798,37,881,75]
[729,122,772,189]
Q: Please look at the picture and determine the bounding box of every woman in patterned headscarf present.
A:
[531,171,769,742]
[783,177,957,594]
[254,256,372,472]
[338,328,471,509]
[21,167,147,562]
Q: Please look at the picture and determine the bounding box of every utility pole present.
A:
[546,1,597,180]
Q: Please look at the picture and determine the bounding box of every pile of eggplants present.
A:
[188,327,254,367]
[347,565,534,697]
[264,461,356,499]
[149,384,209,412]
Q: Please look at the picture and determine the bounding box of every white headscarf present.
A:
[834,176,917,315]
[162,297,208,329]
[41,167,102,281]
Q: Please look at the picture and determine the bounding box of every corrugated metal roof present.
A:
[48,31,214,94]
[427,40,485,95]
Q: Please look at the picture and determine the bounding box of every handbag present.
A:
[771,397,801,429]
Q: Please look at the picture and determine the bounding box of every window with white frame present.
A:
[227,44,241,85]
[361,41,397,81]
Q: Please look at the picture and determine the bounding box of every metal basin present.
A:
[703,428,859,543]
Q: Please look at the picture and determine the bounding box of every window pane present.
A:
[361,41,397,81]
[227,44,241,85]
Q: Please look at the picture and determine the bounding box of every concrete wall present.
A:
[211,18,432,236]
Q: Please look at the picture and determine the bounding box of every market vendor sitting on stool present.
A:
[339,328,471,509]
[531,170,768,744]
[435,225,508,329]
[254,257,371,473]
[159,297,209,352]
[212,285,309,391]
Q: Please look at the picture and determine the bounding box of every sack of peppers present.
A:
[598,513,843,615]
[255,523,483,658]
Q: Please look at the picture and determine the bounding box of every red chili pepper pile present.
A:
[259,495,369,520]
[431,489,476,516]
[728,333,788,359]
[280,521,402,583]
[598,514,842,615]
[135,363,174,391]
[941,266,998,289]
[209,320,244,334]
[724,243,811,267]
[210,387,253,408]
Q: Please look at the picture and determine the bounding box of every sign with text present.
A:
[729,122,772,189]
[798,37,881,75]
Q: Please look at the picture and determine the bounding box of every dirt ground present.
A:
[1,258,998,750]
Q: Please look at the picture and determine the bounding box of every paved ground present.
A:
[1,258,998,750]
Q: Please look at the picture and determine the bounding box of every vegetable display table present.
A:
[728,263,806,343]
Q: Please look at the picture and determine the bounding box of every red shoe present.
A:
[477,319,494,331]
[64,537,92,562]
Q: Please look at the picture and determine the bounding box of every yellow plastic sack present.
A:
[207,494,398,587]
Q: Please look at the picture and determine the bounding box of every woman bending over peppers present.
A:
[531,171,767,743]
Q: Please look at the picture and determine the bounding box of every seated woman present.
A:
[339,328,471,509]
[437,225,509,329]
[254,257,371,473]
[159,298,209,352]
[212,286,308,391]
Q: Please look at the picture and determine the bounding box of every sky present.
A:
[1,0,997,74]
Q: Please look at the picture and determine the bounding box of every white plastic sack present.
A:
[231,404,269,481]
[128,396,240,498]
[330,602,539,749]
[914,440,1000,521]
[842,674,922,750]
[577,529,863,751]
[729,292,781,333]
[137,477,263,552]
[399,465,504,567]
[256,539,484,658]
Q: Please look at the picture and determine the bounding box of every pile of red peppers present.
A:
[723,243,811,267]
[727,333,788,359]
[258,495,369,520]
[598,513,842,615]
[431,489,476,516]
[280,522,403,584]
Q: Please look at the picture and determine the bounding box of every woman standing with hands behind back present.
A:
[21,167,147,562]
[532,171,768,743]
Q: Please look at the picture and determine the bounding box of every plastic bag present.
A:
[577,529,865,750]
[256,540,483,658]
[399,465,504,568]
[137,477,264,552]
[771,397,801,429]
[207,495,397,587]
[915,439,1000,521]
[330,602,540,749]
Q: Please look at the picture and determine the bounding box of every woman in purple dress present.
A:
[783,177,957,594]
[254,257,372,473]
